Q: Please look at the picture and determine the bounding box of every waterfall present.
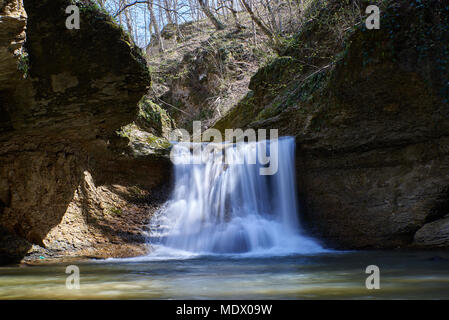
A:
[150,137,325,256]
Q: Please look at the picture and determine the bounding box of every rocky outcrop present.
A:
[0,0,171,264]
[0,0,26,91]
[215,0,449,249]
[414,215,449,248]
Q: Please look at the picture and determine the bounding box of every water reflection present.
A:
[1,251,448,299]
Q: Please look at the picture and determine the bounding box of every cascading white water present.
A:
[150,137,325,256]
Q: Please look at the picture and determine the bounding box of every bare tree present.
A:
[163,0,174,25]
[106,0,305,51]
[148,0,165,52]
[123,1,134,40]
[198,0,226,30]
[239,0,274,39]
[98,0,107,8]
[225,0,244,30]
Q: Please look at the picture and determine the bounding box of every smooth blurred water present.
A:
[151,137,324,255]
[1,251,449,299]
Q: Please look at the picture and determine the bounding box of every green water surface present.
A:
[1,251,448,299]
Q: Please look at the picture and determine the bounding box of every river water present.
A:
[1,251,449,299]
[1,138,448,299]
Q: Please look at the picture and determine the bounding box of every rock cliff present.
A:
[2,0,448,262]
[0,0,170,264]
[215,0,449,249]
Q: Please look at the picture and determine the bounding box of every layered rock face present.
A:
[0,0,26,91]
[0,0,170,264]
[215,0,449,249]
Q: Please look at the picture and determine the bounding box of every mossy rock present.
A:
[250,57,300,94]
[137,98,174,137]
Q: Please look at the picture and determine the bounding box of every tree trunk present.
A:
[163,0,174,25]
[124,6,134,41]
[198,0,226,30]
[148,0,164,52]
[229,0,244,30]
[239,0,274,39]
